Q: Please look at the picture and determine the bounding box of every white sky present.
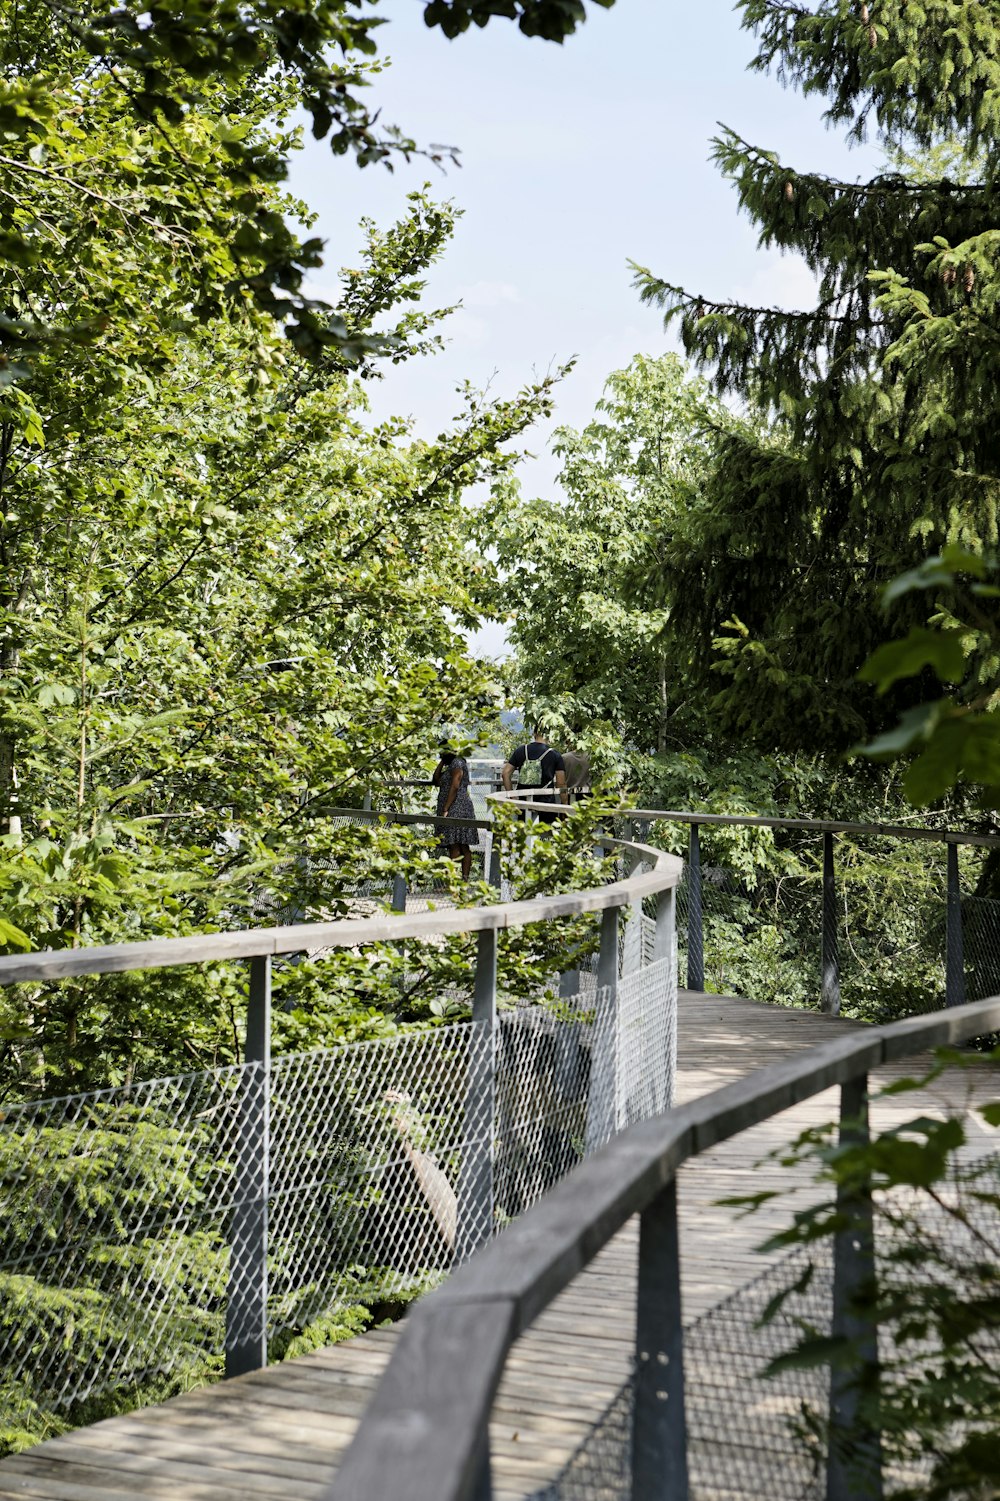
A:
[286,0,884,655]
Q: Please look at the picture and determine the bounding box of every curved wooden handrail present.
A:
[326,994,1000,1501]
[626,807,1000,848]
[491,788,1000,848]
[0,805,681,986]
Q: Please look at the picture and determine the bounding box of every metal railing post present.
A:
[632,1177,688,1501]
[654,883,676,966]
[821,832,840,1015]
[555,966,584,1103]
[686,823,703,991]
[487,835,502,891]
[391,872,408,993]
[456,928,498,1262]
[586,903,621,1152]
[226,953,271,1378]
[655,883,678,1109]
[827,1073,882,1501]
[624,821,645,976]
[946,841,966,1007]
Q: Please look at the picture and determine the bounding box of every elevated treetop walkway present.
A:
[0,796,996,1500]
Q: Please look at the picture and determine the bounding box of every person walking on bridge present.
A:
[432,744,477,879]
[502,726,568,821]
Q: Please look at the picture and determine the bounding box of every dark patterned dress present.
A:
[435,757,478,848]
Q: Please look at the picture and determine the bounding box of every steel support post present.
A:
[686,824,704,992]
[391,871,408,994]
[226,953,271,1377]
[631,1177,689,1501]
[821,832,841,1016]
[487,835,502,891]
[456,928,498,1261]
[586,904,621,1152]
[555,966,584,1103]
[655,883,678,1108]
[624,825,645,976]
[470,1432,493,1501]
[654,884,676,967]
[945,841,966,1008]
[827,1074,882,1501]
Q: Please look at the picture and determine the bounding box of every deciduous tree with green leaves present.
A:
[487,354,725,774]
[0,0,615,375]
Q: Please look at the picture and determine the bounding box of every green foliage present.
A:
[489,353,729,771]
[854,547,1000,806]
[0,123,568,1094]
[423,0,613,41]
[0,1101,227,1453]
[628,2,1000,761]
[732,1057,1000,1497]
[0,0,610,368]
[492,792,622,993]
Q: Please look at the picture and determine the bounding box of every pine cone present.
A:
[784,180,795,202]
[860,1,869,22]
[963,264,975,295]
[694,301,705,320]
[868,23,877,46]
[942,265,957,288]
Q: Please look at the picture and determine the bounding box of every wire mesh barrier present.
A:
[0,868,676,1438]
[531,1150,1000,1501]
[328,990,1000,1501]
[629,814,1000,1021]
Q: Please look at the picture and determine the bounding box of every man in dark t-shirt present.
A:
[502,727,568,819]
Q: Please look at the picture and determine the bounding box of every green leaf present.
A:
[765,1334,851,1377]
[858,628,967,692]
[0,918,31,952]
[901,720,969,804]
[852,701,943,760]
[881,547,988,607]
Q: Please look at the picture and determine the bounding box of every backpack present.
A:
[516,743,550,790]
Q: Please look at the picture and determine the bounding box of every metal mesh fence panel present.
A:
[615,958,675,1131]
[0,1067,245,1411]
[264,1022,494,1342]
[658,822,1000,1022]
[532,1150,1000,1500]
[0,914,677,1432]
[958,891,1000,1006]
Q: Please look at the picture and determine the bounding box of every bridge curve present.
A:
[0,800,996,1500]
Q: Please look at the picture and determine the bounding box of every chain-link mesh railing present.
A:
[532,1148,1000,1500]
[0,851,676,1439]
[642,819,1000,1023]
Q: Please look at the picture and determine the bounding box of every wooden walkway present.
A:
[0,992,996,1501]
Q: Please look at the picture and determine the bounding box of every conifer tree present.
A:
[632,0,1000,759]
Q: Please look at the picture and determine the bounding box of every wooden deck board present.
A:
[1,989,996,1500]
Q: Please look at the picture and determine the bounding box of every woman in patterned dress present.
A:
[432,748,478,879]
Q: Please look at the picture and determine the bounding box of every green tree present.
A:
[733,1057,1000,1499]
[0,0,615,372]
[630,1,1000,761]
[0,154,572,1091]
[489,354,724,773]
